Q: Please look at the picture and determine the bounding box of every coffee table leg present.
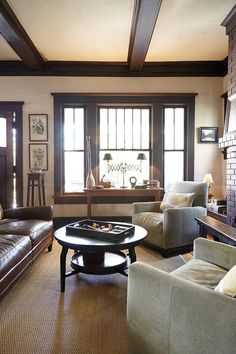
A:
[60,246,68,292]
[129,247,136,263]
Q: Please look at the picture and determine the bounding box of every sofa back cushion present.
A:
[160,192,195,212]
[171,181,208,207]
[214,265,236,298]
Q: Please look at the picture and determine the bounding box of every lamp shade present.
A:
[137,153,146,161]
[203,173,214,184]
[103,153,112,161]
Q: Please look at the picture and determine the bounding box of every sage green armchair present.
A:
[132,181,208,256]
[127,238,236,354]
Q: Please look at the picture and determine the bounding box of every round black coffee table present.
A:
[54,224,147,292]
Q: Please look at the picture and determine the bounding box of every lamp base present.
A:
[120,185,128,189]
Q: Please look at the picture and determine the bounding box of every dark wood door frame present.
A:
[0,101,24,207]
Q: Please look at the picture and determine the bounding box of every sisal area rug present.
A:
[0,241,186,354]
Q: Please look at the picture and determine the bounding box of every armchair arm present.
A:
[127,262,236,354]
[193,237,236,270]
[3,206,53,221]
[162,206,206,249]
[132,201,162,215]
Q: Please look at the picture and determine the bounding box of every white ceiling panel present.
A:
[146,0,235,61]
[8,0,134,61]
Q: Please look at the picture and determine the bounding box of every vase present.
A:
[86,170,95,189]
[86,136,95,189]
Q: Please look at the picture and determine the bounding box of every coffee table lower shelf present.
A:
[71,250,129,275]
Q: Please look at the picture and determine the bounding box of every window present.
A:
[99,107,150,187]
[64,107,85,192]
[53,94,195,203]
[164,107,185,190]
[0,117,7,147]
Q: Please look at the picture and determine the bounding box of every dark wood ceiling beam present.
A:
[0,0,44,70]
[0,60,226,77]
[128,0,162,72]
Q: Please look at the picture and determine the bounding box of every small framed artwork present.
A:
[199,127,218,143]
[29,114,48,141]
[29,143,48,170]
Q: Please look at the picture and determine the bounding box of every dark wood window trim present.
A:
[52,93,196,204]
[0,101,24,207]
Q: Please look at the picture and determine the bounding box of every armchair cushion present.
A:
[160,192,195,211]
[171,258,227,290]
[132,212,163,233]
[214,265,236,297]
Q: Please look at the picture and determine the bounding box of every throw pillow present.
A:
[160,192,195,212]
[0,203,3,220]
[214,265,236,298]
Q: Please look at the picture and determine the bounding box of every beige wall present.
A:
[0,76,225,216]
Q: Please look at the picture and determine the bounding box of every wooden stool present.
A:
[27,173,46,206]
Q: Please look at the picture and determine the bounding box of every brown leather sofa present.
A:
[0,206,54,297]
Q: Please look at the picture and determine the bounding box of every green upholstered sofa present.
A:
[127,238,236,354]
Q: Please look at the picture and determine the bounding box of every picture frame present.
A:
[29,114,48,141]
[29,143,48,171]
[199,127,218,143]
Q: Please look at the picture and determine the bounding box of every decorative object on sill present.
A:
[129,176,137,188]
[85,136,95,189]
[143,179,160,188]
[135,184,147,189]
[203,173,214,202]
[100,174,112,188]
[103,152,147,188]
[199,127,218,143]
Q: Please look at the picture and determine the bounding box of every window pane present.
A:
[117,109,125,149]
[64,151,84,192]
[0,117,7,147]
[74,108,84,150]
[175,108,184,149]
[100,108,108,149]
[124,109,133,149]
[133,109,141,149]
[64,108,74,150]
[164,151,184,191]
[108,109,116,149]
[164,108,174,150]
[141,109,149,149]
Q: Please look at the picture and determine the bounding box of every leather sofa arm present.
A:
[193,237,236,270]
[3,205,53,221]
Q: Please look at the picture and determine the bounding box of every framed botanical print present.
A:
[29,114,48,141]
[29,143,48,170]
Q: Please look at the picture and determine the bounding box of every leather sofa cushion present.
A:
[171,259,228,290]
[132,212,163,233]
[0,234,32,278]
[0,220,53,248]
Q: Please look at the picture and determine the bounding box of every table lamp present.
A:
[203,173,214,202]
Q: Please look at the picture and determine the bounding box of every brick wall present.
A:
[227,26,236,98]
[221,7,236,225]
[226,147,236,224]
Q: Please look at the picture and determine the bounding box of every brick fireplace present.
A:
[219,5,236,225]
